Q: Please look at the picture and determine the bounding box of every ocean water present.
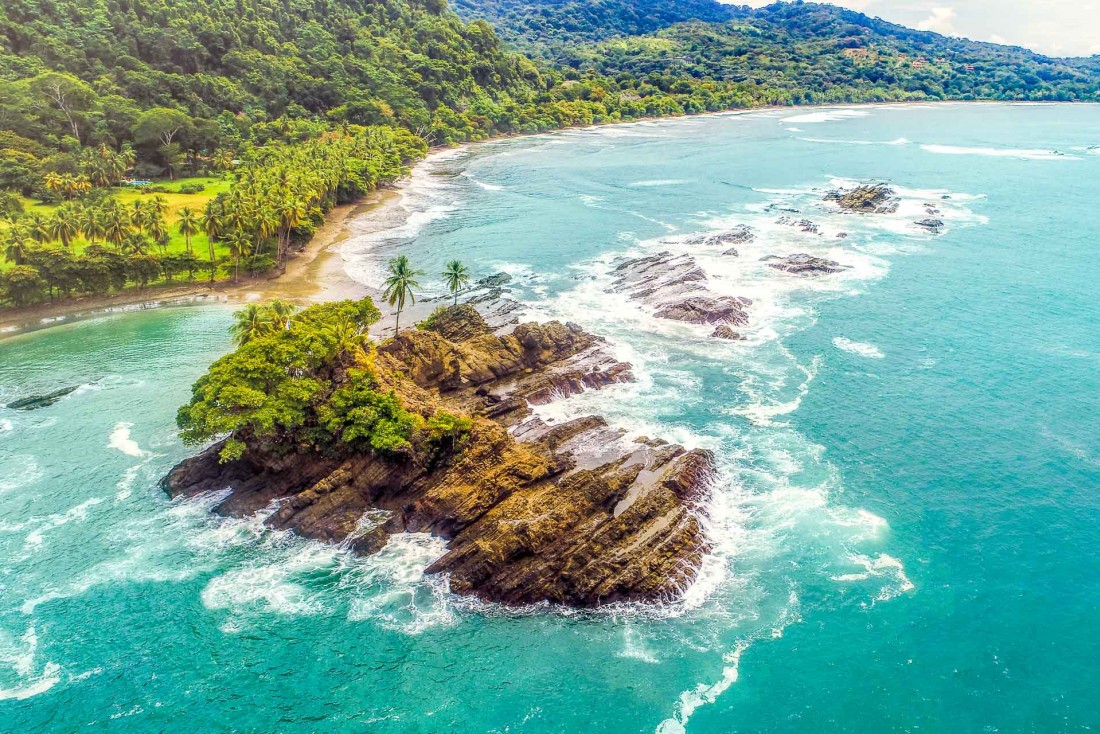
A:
[2,103,1100,732]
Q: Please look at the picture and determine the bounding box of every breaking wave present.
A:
[920,143,1079,161]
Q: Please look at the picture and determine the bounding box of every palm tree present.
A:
[441,260,471,307]
[276,197,307,271]
[382,254,423,337]
[2,236,30,265]
[250,206,279,274]
[121,232,148,255]
[266,298,298,331]
[43,172,63,200]
[202,202,223,283]
[226,230,249,283]
[147,215,169,254]
[27,214,51,244]
[104,207,131,252]
[229,303,274,346]
[79,205,103,245]
[177,207,198,254]
[49,207,80,250]
[149,196,168,220]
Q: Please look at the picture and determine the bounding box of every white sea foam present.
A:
[781,108,870,124]
[800,136,911,146]
[461,171,504,191]
[655,641,751,734]
[832,553,915,604]
[0,626,61,701]
[833,337,885,359]
[0,456,41,493]
[23,497,104,550]
[108,422,148,457]
[0,418,12,433]
[628,179,692,187]
[201,542,338,618]
[343,533,454,634]
[920,144,1079,161]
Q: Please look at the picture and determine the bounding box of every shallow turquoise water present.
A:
[2,103,1100,732]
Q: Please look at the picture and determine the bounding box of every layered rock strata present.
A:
[164,306,715,607]
[609,251,751,328]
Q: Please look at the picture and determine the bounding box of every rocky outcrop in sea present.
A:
[163,306,715,608]
[762,253,850,276]
[609,251,751,330]
[825,183,900,214]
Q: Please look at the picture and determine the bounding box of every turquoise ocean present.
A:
[2,103,1099,732]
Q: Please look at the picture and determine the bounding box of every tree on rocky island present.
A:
[442,259,471,306]
[383,254,424,337]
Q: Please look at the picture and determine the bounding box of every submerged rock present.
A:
[915,218,945,231]
[710,325,745,340]
[6,386,80,410]
[762,253,850,276]
[163,314,712,608]
[825,184,899,214]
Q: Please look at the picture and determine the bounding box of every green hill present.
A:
[457,0,1100,102]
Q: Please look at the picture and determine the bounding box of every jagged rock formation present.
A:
[762,253,849,276]
[609,251,751,329]
[163,306,714,607]
[710,325,744,340]
[683,225,755,255]
[6,386,79,410]
[825,183,899,213]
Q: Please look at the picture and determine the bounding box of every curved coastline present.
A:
[1,100,1086,339]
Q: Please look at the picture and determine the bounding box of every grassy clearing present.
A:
[2,176,236,273]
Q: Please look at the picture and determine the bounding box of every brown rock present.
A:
[825,183,899,214]
[163,319,713,609]
[762,253,849,276]
[711,325,744,340]
[654,295,750,325]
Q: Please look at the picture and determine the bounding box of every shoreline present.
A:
[0,190,394,338]
[1,99,1081,338]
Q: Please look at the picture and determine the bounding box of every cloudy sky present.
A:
[738,0,1100,57]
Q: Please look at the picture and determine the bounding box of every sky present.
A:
[737,0,1100,57]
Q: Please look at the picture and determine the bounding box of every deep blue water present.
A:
[2,103,1099,732]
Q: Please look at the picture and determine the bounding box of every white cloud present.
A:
[916,6,960,36]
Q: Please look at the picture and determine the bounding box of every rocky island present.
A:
[164,300,714,608]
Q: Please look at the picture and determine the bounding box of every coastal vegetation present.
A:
[0,127,424,306]
[1,0,1097,309]
[179,297,471,463]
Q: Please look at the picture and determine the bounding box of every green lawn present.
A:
[2,176,236,273]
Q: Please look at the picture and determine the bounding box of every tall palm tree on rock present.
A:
[383,254,423,337]
[441,260,471,307]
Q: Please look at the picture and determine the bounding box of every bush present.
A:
[178,182,206,194]
[416,306,449,331]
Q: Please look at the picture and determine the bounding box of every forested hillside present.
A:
[1,0,1097,309]
[458,1,1100,102]
[451,0,738,48]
